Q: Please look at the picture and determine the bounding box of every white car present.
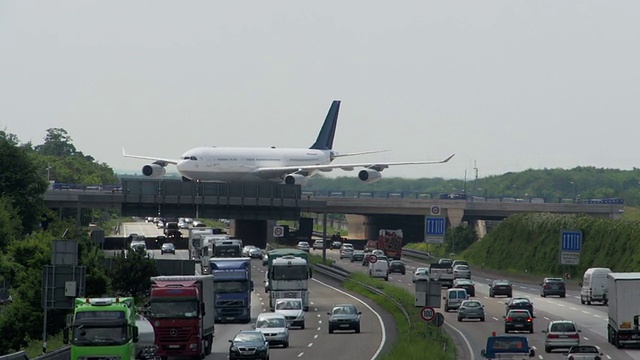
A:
[296,241,310,252]
[412,267,430,283]
[564,345,602,360]
[274,298,305,329]
[339,244,355,259]
[453,264,471,279]
[243,245,258,257]
[254,312,289,348]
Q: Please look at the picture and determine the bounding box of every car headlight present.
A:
[257,346,267,351]
[230,346,238,352]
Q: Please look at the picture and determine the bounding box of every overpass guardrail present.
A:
[401,248,435,261]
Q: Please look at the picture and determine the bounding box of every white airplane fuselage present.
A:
[176,147,332,182]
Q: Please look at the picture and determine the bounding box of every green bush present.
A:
[463,213,640,277]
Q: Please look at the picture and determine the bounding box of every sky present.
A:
[1,1,639,180]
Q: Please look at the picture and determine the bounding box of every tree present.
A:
[34,128,77,157]
[110,249,159,300]
[0,138,48,234]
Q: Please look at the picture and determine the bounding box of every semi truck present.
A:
[607,272,640,349]
[377,229,403,260]
[267,249,311,311]
[188,228,215,260]
[209,257,253,323]
[199,236,241,274]
[148,275,215,360]
[64,297,157,360]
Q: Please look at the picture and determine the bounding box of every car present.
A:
[350,250,365,262]
[248,247,263,259]
[481,335,536,359]
[327,303,361,333]
[452,264,471,279]
[263,272,270,293]
[262,253,269,266]
[339,244,355,259]
[541,277,566,298]
[490,279,513,297]
[451,260,468,268]
[160,242,175,254]
[330,241,343,250]
[274,298,305,329]
[564,345,602,360]
[178,221,188,229]
[254,312,289,348]
[504,309,534,333]
[312,239,324,250]
[371,249,384,257]
[296,241,310,252]
[243,245,258,257]
[453,278,476,296]
[412,267,430,282]
[505,297,535,317]
[457,300,485,322]
[388,260,406,275]
[542,320,580,353]
[443,288,468,312]
[228,330,270,360]
[362,253,374,266]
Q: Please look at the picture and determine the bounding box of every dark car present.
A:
[330,241,343,250]
[540,277,566,298]
[228,330,270,360]
[490,280,513,297]
[350,250,365,262]
[505,297,535,318]
[388,260,406,275]
[327,303,361,334]
[160,242,175,254]
[504,309,534,333]
[453,278,476,297]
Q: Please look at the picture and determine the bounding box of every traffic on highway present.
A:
[115,222,388,360]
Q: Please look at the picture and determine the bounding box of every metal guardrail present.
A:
[401,248,435,261]
[314,263,411,332]
[0,351,29,360]
[31,347,70,360]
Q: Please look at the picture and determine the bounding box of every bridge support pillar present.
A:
[446,208,465,228]
[345,214,367,239]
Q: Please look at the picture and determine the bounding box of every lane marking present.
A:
[312,278,386,360]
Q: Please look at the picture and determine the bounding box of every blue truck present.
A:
[480,335,535,359]
[209,257,254,323]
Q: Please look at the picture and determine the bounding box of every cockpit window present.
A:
[190,156,197,160]
[181,156,198,160]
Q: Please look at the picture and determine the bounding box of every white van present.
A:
[443,288,468,312]
[580,267,612,305]
[369,256,389,281]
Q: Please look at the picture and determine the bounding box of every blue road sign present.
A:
[425,217,446,237]
[561,230,582,252]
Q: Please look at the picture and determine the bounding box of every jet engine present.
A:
[284,174,308,186]
[142,164,166,178]
[358,169,382,183]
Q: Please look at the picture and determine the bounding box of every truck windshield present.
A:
[271,266,308,280]
[149,300,199,318]
[71,325,127,346]
[213,246,241,257]
[213,280,249,293]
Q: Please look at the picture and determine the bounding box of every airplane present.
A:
[122,100,454,185]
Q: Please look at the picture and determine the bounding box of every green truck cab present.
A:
[64,297,144,360]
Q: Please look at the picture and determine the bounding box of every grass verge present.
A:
[22,332,65,358]
[319,267,456,359]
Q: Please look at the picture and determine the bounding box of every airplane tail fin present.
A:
[310,100,340,150]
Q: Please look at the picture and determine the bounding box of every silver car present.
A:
[543,320,580,353]
[254,312,289,348]
[457,300,485,322]
[453,264,471,279]
[412,267,430,283]
[274,298,305,329]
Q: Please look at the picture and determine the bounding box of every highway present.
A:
[117,222,391,360]
[320,248,640,360]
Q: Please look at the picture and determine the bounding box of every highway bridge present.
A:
[44,179,625,244]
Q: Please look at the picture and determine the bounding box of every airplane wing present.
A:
[252,154,455,179]
[122,148,178,166]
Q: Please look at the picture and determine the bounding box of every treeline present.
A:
[0,128,157,354]
[306,166,640,205]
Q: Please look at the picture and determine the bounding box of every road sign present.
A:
[369,254,378,264]
[273,226,284,238]
[560,230,582,265]
[430,205,441,215]
[421,306,435,321]
[424,217,446,244]
[561,230,582,252]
